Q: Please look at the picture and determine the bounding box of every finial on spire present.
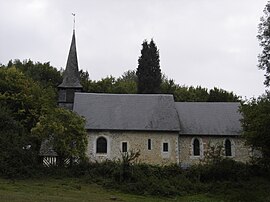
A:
[72,13,75,31]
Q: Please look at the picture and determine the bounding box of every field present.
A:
[0,177,222,202]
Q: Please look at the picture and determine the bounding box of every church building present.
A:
[54,29,251,166]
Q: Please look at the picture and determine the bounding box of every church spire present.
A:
[57,16,82,110]
[58,29,82,88]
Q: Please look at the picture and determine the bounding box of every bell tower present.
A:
[58,27,82,110]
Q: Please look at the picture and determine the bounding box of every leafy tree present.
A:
[208,87,239,102]
[119,70,137,83]
[240,96,270,166]
[0,66,57,170]
[0,105,37,177]
[31,107,88,166]
[8,59,62,88]
[258,2,270,87]
[114,70,137,94]
[79,69,91,92]
[0,67,56,132]
[136,39,162,94]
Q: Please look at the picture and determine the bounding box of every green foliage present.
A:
[78,160,264,199]
[117,150,140,182]
[258,2,270,86]
[8,59,62,88]
[0,65,87,173]
[31,107,88,164]
[187,159,250,183]
[78,66,238,101]
[137,39,162,94]
[208,87,239,102]
[240,96,270,166]
[0,67,56,132]
[80,70,137,94]
[0,105,38,178]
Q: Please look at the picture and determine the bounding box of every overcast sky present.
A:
[0,0,268,98]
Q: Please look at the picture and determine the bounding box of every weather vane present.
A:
[72,13,75,30]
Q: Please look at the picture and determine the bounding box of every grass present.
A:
[0,177,222,202]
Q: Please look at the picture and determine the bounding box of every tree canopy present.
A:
[240,2,270,167]
[240,96,270,165]
[31,107,87,164]
[0,64,87,174]
[258,2,270,87]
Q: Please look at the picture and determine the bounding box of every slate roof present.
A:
[73,93,180,131]
[175,102,242,135]
[58,30,82,88]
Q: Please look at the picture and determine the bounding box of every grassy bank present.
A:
[1,159,270,202]
[0,177,221,202]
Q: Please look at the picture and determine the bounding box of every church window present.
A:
[122,142,127,152]
[148,139,152,150]
[225,139,232,156]
[193,138,200,156]
[96,137,107,153]
[163,142,168,152]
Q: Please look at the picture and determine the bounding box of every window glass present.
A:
[193,138,200,156]
[122,142,127,152]
[96,137,107,153]
[225,139,232,156]
[148,139,152,150]
[163,142,168,152]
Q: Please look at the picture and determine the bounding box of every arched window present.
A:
[96,137,107,154]
[193,138,200,156]
[225,139,232,156]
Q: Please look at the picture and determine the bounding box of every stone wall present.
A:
[87,131,179,165]
[179,135,251,167]
[86,131,251,166]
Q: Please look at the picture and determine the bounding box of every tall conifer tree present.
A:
[136,39,161,94]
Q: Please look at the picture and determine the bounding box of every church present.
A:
[52,29,251,166]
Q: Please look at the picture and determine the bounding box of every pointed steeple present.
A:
[58,30,82,88]
[58,28,83,110]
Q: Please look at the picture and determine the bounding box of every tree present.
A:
[9,59,62,88]
[258,2,270,87]
[0,66,58,170]
[208,87,239,102]
[31,107,88,166]
[0,67,56,132]
[240,96,270,165]
[0,105,37,177]
[136,39,162,94]
[119,70,137,83]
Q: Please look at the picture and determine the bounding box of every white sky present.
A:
[0,0,268,98]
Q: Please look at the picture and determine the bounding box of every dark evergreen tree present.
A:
[136,39,161,94]
[258,2,270,87]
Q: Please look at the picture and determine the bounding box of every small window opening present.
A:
[225,139,232,156]
[148,139,152,150]
[163,142,168,152]
[193,138,200,156]
[122,142,127,152]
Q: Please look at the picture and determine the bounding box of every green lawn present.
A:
[0,178,221,202]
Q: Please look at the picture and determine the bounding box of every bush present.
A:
[186,159,250,183]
